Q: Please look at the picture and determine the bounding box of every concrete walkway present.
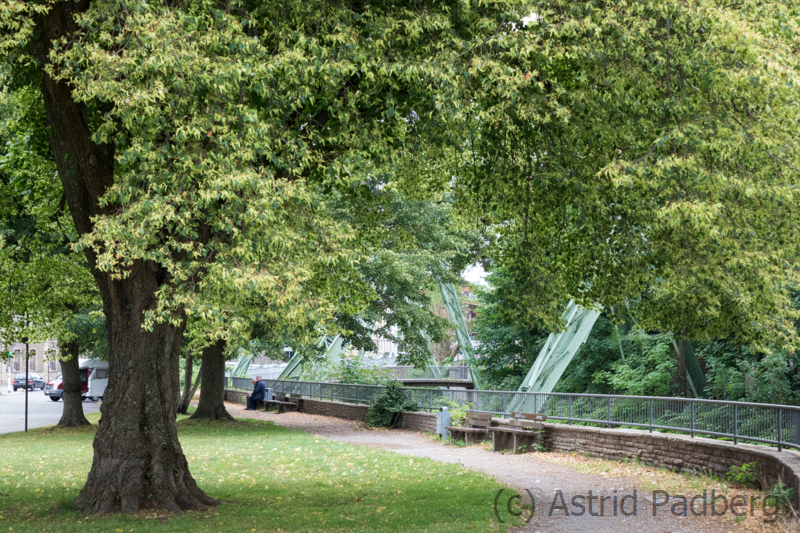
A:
[227,402,760,533]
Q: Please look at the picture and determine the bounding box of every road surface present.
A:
[0,390,101,434]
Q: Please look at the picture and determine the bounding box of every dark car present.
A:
[12,372,45,391]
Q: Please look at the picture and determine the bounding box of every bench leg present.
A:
[465,432,471,446]
[492,431,499,452]
[512,433,518,454]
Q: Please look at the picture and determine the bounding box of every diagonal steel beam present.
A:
[439,282,483,390]
[510,301,601,412]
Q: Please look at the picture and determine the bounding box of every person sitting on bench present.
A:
[245,376,266,410]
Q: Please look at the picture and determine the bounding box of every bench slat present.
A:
[465,411,493,421]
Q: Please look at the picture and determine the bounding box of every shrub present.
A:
[725,461,761,489]
[366,381,418,428]
[769,482,796,513]
[438,399,475,427]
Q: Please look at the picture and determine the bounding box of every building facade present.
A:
[1,340,61,386]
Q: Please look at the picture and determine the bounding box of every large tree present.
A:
[1,0,531,514]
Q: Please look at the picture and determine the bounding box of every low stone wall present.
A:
[541,424,800,497]
[399,411,437,433]
[298,398,369,421]
[224,389,800,501]
[225,389,247,404]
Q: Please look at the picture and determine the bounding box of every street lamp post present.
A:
[22,337,29,433]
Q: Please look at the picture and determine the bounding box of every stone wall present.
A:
[225,389,248,404]
[399,411,437,433]
[298,398,370,420]
[541,423,800,498]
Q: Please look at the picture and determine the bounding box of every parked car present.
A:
[12,372,45,391]
[44,372,91,401]
[44,374,63,401]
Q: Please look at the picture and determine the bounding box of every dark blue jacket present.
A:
[252,380,267,401]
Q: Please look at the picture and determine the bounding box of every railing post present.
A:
[649,399,653,433]
[778,408,783,452]
[568,395,573,426]
[733,404,739,445]
[503,393,507,416]
[533,393,537,415]
[429,390,433,412]
[607,397,612,429]
[690,402,695,438]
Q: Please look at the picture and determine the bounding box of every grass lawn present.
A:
[0,410,511,532]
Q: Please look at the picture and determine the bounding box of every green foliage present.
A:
[302,352,392,385]
[472,268,550,390]
[554,316,627,394]
[439,399,475,427]
[725,462,761,489]
[366,381,418,428]
[769,482,796,513]
[451,0,800,352]
[333,356,391,386]
[702,341,800,405]
[593,332,676,397]
[0,82,99,350]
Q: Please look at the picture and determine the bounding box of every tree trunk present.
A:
[57,340,90,428]
[176,349,194,415]
[35,2,217,514]
[676,338,689,397]
[191,340,235,421]
[75,301,217,514]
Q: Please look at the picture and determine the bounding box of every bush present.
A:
[366,381,418,428]
[769,482,796,513]
[725,461,761,489]
[439,399,474,427]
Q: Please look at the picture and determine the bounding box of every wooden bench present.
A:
[444,411,492,445]
[490,412,547,454]
[263,392,303,413]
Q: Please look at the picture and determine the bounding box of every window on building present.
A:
[93,369,108,379]
[49,361,57,371]
[13,361,19,371]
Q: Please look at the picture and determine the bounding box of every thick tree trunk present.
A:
[57,340,90,428]
[75,304,217,514]
[35,2,217,515]
[191,340,235,421]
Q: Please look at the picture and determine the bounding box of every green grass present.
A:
[0,410,511,532]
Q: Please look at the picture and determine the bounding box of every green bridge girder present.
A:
[510,301,602,412]
[277,334,346,380]
[438,282,482,389]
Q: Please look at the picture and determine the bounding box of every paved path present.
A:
[227,402,753,533]
[0,390,101,434]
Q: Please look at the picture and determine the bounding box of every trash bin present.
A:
[265,388,273,402]
[436,406,451,439]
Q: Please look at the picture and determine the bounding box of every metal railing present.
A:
[226,378,800,451]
